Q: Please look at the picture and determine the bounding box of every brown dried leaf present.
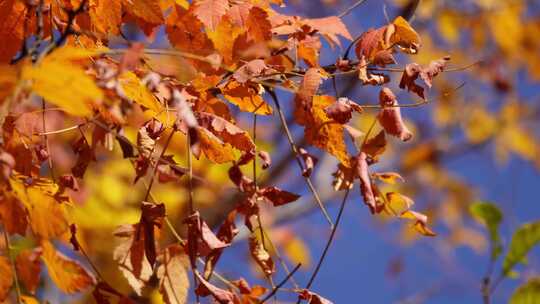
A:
[355,27,387,60]
[198,112,256,152]
[185,212,230,258]
[361,130,387,159]
[113,224,153,295]
[157,245,190,304]
[298,289,333,304]
[377,87,413,141]
[261,186,301,206]
[249,235,275,275]
[355,152,376,213]
[195,271,235,303]
[399,63,424,99]
[232,59,268,83]
[420,56,451,88]
[324,97,363,124]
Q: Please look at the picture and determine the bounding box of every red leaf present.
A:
[261,186,301,206]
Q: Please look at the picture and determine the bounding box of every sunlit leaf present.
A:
[503,221,540,276]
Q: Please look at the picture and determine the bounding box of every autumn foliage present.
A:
[1,0,540,303]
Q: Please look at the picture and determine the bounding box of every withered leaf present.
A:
[198,112,256,152]
[0,193,28,235]
[261,186,301,206]
[140,201,166,267]
[72,136,96,178]
[377,87,413,142]
[299,148,318,178]
[113,224,153,295]
[361,130,387,159]
[324,97,363,124]
[157,245,190,304]
[193,0,230,31]
[195,271,235,303]
[185,211,230,258]
[355,152,377,214]
[249,235,275,275]
[298,289,333,304]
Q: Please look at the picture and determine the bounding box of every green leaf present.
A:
[503,221,540,276]
[510,277,540,304]
[469,202,503,259]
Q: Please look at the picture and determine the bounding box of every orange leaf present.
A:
[16,249,41,295]
[246,6,272,42]
[305,16,352,47]
[122,0,164,24]
[196,127,236,164]
[0,0,27,62]
[222,81,272,115]
[193,0,230,31]
[305,95,350,167]
[89,0,122,35]
[41,241,95,293]
[0,193,28,235]
[0,256,13,301]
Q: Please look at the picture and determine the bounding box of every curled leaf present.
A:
[377,87,413,141]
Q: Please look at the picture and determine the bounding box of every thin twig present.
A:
[41,100,55,181]
[260,263,302,304]
[300,188,350,302]
[144,129,176,201]
[338,0,368,18]
[2,227,21,304]
[267,89,334,228]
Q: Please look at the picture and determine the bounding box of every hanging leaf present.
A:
[21,46,104,117]
[510,277,540,304]
[41,240,95,293]
[0,256,13,302]
[469,202,503,259]
[503,221,540,276]
[157,245,190,304]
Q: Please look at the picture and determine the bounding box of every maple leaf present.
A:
[194,0,230,31]
[9,174,70,239]
[21,46,104,117]
[41,240,95,293]
[157,245,190,304]
[0,256,13,302]
[166,5,214,54]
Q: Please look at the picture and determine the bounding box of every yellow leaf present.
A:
[488,4,523,55]
[9,174,70,239]
[119,71,162,113]
[41,240,95,293]
[174,0,189,8]
[437,11,460,43]
[464,105,497,144]
[222,81,272,115]
[385,192,414,216]
[20,295,40,304]
[390,16,421,53]
[305,95,350,167]
[206,18,244,64]
[197,127,236,164]
[22,47,104,117]
[46,45,107,62]
[283,235,311,267]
